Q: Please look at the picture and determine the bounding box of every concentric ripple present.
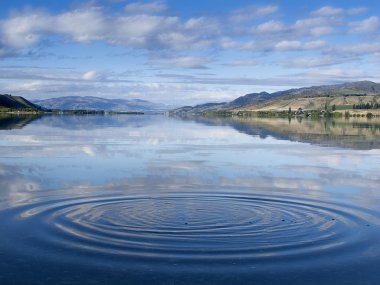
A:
[1,193,378,268]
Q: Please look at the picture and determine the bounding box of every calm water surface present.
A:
[0,114,379,284]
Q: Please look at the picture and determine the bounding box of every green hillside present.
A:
[0,94,45,112]
[171,81,380,117]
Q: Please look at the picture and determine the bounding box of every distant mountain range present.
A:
[33,96,169,112]
[2,81,380,114]
[172,81,380,114]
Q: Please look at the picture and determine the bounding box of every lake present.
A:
[0,114,379,285]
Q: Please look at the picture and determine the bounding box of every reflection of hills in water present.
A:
[0,114,160,130]
[177,116,380,150]
[1,114,380,149]
[18,114,159,130]
[0,114,162,130]
[0,114,42,130]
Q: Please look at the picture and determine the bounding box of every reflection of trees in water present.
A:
[1,113,380,150]
[352,122,380,131]
[0,114,42,130]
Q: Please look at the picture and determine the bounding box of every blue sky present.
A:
[0,0,379,105]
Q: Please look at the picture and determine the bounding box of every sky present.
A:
[0,0,379,105]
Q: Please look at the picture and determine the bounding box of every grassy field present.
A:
[235,95,380,113]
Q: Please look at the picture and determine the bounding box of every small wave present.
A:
[1,193,377,269]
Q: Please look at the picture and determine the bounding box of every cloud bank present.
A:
[0,2,379,104]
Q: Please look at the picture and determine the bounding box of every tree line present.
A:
[353,103,380,109]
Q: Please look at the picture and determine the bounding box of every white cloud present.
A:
[81,71,98,80]
[311,6,344,17]
[274,40,325,51]
[149,56,211,69]
[348,7,368,15]
[294,68,373,82]
[330,42,380,56]
[253,20,286,34]
[0,6,220,52]
[220,37,239,49]
[124,1,167,14]
[110,14,179,47]
[0,11,48,48]
[0,2,379,105]
[350,16,379,33]
[311,6,367,17]
[0,3,374,62]
[303,40,326,49]
[0,8,106,47]
[230,5,278,22]
[3,80,44,92]
[184,17,219,32]
[54,7,106,42]
[275,40,302,51]
[289,16,340,38]
[2,63,378,105]
[283,56,341,68]
[220,36,327,53]
[228,59,257,67]
[309,26,335,37]
[0,67,118,83]
[294,17,334,30]
[82,146,96,156]
[255,5,279,16]
[0,67,242,104]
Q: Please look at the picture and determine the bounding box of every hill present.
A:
[171,81,380,114]
[237,81,380,112]
[33,96,169,112]
[0,94,45,111]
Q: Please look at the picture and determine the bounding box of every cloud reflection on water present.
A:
[0,115,380,285]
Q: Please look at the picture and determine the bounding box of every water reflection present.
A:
[1,114,380,149]
[176,115,380,149]
[0,114,379,284]
[34,114,155,130]
[0,114,42,130]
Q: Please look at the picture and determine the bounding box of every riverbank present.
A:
[202,109,380,119]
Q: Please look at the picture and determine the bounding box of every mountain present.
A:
[0,94,45,111]
[271,81,380,99]
[33,96,169,112]
[172,81,380,114]
[239,81,380,112]
[172,91,279,114]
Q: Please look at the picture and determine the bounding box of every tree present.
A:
[332,104,336,111]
